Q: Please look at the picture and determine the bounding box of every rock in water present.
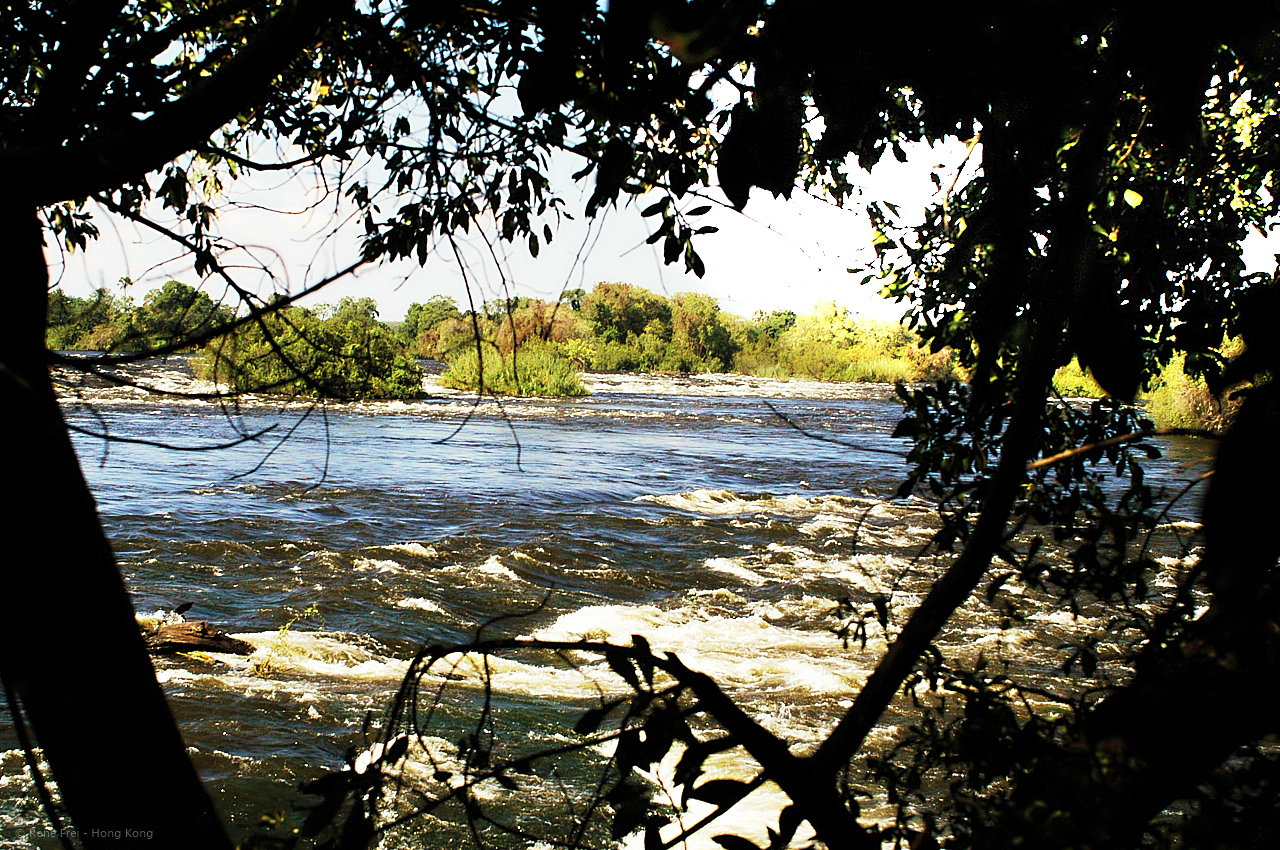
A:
[143,621,255,656]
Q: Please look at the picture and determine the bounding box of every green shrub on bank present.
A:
[1050,352,1245,434]
[439,341,586,396]
[728,308,955,384]
[1143,354,1239,433]
[839,350,921,383]
[196,301,423,400]
[1052,358,1105,398]
[577,284,735,373]
[585,333,725,373]
[1050,349,1245,433]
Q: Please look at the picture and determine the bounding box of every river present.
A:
[0,360,1208,847]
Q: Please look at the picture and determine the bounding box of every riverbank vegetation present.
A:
[412,283,957,390]
[410,283,1235,434]
[48,280,955,397]
[49,285,423,400]
[1048,339,1253,435]
[437,340,588,396]
[1052,351,1245,434]
[51,280,1236,432]
[47,280,232,352]
[1140,352,1244,434]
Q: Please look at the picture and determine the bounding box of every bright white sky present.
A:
[50,137,1280,323]
[51,140,976,323]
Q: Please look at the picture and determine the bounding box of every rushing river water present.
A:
[0,360,1210,847]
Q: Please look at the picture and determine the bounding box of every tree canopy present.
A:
[47,280,234,352]
[6,2,1280,848]
[195,298,424,399]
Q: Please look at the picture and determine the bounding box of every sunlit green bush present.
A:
[196,301,424,400]
[729,308,955,384]
[1052,358,1105,398]
[439,341,587,396]
[1143,354,1237,433]
[1049,353,1241,434]
[584,331,726,373]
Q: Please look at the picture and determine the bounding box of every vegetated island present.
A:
[48,280,1231,430]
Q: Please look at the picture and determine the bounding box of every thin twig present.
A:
[762,398,907,457]
[64,421,277,451]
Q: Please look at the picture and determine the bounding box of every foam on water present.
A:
[155,667,202,685]
[397,596,445,613]
[582,371,887,400]
[354,556,405,574]
[383,542,438,557]
[637,489,869,517]
[1028,609,1097,628]
[705,557,768,586]
[167,631,414,686]
[415,650,640,702]
[702,546,899,598]
[425,554,528,586]
[0,755,55,847]
[527,603,868,702]
[797,513,864,536]
[136,607,189,630]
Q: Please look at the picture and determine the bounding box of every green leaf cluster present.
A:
[400,295,464,356]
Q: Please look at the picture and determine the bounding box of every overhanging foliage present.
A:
[6,2,1280,849]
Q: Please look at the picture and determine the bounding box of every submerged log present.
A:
[144,621,255,656]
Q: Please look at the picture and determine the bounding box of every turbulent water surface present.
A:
[0,360,1208,847]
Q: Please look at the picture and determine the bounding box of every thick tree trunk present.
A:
[0,201,231,847]
[980,385,1280,849]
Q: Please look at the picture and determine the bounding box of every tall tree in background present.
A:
[5,1,1280,847]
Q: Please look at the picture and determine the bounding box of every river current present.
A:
[0,360,1209,847]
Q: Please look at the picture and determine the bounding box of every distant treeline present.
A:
[48,280,232,353]
[49,281,1236,429]
[48,284,422,400]
[412,282,956,395]
[49,281,955,400]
